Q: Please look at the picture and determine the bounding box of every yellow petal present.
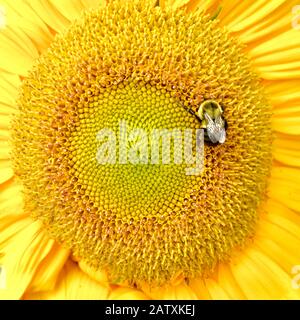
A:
[80,0,106,10]
[257,70,300,80]
[268,167,300,212]
[265,80,300,107]
[248,28,300,79]
[231,198,300,300]
[272,116,300,135]
[0,179,69,295]
[78,259,108,286]
[1,0,53,53]
[271,166,300,188]
[235,1,298,44]
[245,249,300,299]
[263,199,300,239]
[274,133,300,167]
[253,50,300,67]
[0,103,16,116]
[215,264,247,299]
[219,0,273,31]
[230,250,273,299]
[0,219,57,300]
[0,114,10,129]
[226,0,286,31]
[0,26,38,76]
[250,28,300,58]
[188,277,212,300]
[205,278,231,300]
[0,71,21,107]
[0,139,11,160]
[0,129,10,138]
[24,260,109,300]
[274,149,300,167]
[49,0,84,22]
[273,105,300,117]
[177,0,221,15]
[255,237,299,275]
[29,0,71,33]
[27,243,70,293]
[268,179,300,211]
[257,200,300,277]
[258,212,300,253]
[0,180,23,221]
[254,64,300,80]
[109,287,150,300]
[219,0,299,56]
[0,191,26,250]
[0,160,13,184]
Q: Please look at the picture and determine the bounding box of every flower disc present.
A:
[12,1,272,285]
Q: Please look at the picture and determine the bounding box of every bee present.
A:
[198,100,226,144]
[180,99,227,144]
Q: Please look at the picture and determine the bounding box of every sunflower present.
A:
[0,0,300,300]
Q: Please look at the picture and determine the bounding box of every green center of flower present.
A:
[68,82,202,221]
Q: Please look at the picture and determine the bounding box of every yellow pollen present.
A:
[12,0,272,286]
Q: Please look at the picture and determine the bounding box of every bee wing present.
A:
[204,113,219,143]
[214,115,226,143]
[204,113,226,144]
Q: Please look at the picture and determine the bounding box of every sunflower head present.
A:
[11,0,272,286]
